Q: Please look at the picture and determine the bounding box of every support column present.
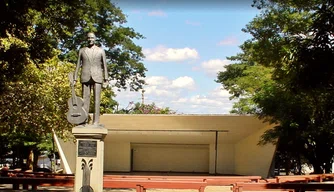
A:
[72,126,108,192]
[214,131,218,175]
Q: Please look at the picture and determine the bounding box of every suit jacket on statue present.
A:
[74,45,108,84]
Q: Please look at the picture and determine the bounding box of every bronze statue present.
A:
[72,32,108,126]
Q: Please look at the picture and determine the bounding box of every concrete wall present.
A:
[57,138,76,173]
[217,144,235,174]
[209,144,215,174]
[104,141,211,173]
[56,115,276,177]
[209,144,235,174]
[104,142,130,172]
[131,144,209,172]
[58,131,273,176]
[102,135,236,174]
[234,125,276,178]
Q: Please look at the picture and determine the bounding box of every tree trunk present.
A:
[33,150,40,172]
[297,155,302,175]
[285,160,291,175]
[324,163,332,173]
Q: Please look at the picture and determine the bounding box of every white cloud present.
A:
[114,75,196,108]
[145,76,170,86]
[170,86,233,114]
[110,72,234,113]
[113,89,139,100]
[171,76,195,90]
[173,98,188,103]
[172,95,224,106]
[171,95,233,114]
[200,59,231,76]
[218,36,239,46]
[210,86,231,98]
[143,45,199,62]
[185,20,201,26]
[145,85,176,97]
[113,76,234,114]
[145,76,195,90]
[148,10,167,17]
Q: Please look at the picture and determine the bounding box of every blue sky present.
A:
[112,1,260,114]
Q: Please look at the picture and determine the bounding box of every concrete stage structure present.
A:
[57,114,276,178]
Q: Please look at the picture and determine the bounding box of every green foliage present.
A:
[1,58,70,127]
[0,0,147,94]
[0,135,11,160]
[115,102,176,114]
[0,55,74,136]
[100,88,119,114]
[230,98,257,115]
[217,0,334,173]
[0,0,146,167]
[57,0,147,92]
[0,0,83,92]
[0,55,75,168]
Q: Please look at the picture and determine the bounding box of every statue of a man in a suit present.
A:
[74,32,108,126]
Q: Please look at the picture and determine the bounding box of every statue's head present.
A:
[87,32,96,46]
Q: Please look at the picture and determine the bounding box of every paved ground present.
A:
[0,172,234,191]
[0,184,232,192]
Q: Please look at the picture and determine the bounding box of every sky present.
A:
[111,0,261,114]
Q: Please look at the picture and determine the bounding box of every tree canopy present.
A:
[217,0,334,173]
[0,0,147,169]
[0,0,147,133]
[0,54,74,169]
[116,102,176,114]
[0,0,146,93]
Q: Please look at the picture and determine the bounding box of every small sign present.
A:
[78,140,97,157]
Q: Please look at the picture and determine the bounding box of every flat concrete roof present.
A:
[100,114,272,144]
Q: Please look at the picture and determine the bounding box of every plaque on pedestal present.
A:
[72,126,108,192]
[78,140,97,157]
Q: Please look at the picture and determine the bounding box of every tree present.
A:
[56,0,147,92]
[100,88,119,114]
[116,102,176,114]
[217,0,334,173]
[0,54,74,169]
[0,0,83,93]
[0,0,147,94]
[0,0,147,169]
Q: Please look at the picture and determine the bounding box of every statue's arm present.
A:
[74,49,82,83]
[102,49,108,81]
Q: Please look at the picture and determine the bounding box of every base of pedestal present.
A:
[72,125,108,192]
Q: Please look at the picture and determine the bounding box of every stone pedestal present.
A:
[72,126,108,192]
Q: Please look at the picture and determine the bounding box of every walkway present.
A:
[0,172,234,191]
[0,184,231,192]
